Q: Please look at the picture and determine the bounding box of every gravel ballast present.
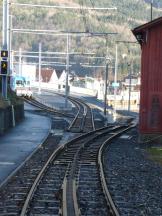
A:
[104,127,162,216]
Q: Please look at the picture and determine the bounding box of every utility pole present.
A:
[151,0,153,21]
[38,43,42,94]
[9,15,13,75]
[2,0,9,99]
[114,43,118,116]
[65,34,70,108]
[128,62,132,113]
[104,59,109,116]
[11,51,14,75]
[19,47,22,76]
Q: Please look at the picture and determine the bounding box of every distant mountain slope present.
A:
[145,0,162,8]
[0,0,161,78]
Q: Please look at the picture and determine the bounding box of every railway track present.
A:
[67,96,95,133]
[0,91,135,216]
[0,90,135,215]
[0,120,134,216]
[33,91,96,133]
[23,124,135,216]
[0,132,63,216]
[63,124,134,216]
[23,97,74,118]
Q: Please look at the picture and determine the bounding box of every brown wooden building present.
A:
[133,17,162,137]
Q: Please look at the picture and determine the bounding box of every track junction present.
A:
[2,91,155,216]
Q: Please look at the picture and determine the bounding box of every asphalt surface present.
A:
[33,90,74,110]
[0,103,50,184]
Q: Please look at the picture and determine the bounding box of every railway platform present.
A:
[0,103,51,185]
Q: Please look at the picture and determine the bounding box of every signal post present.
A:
[1,50,8,99]
[1,0,9,99]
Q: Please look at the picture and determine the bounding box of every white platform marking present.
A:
[0,162,15,165]
[120,135,132,139]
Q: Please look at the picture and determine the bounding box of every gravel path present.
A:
[104,127,162,216]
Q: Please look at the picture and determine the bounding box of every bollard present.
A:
[11,105,15,127]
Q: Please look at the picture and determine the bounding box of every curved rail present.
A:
[20,125,115,215]
[62,125,131,216]
[17,123,134,216]
[67,98,83,132]
[24,97,74,118]
[67,96,95,133]
[20,144,64,216]
[21,91,134,215]
[39,90,96,133]
[0,118,52,189]
[98,124,135,216]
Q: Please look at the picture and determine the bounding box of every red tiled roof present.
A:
[36,68,53,82]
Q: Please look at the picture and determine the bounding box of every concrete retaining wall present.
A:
[0,104,24,135]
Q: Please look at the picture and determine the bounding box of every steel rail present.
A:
[98,124,135,216]
[0,118,52,189]
[32,90,89,132]
[20,125,114,216]
[35,90,84,132]
[80,109,86,132]
[0,111,66,215]
[58,93,95,131]
[46,91,95,133]
[67,96,95,132]
[35,90,82,127]
[63,125,126,216]
[20,144,65,216]
[67,99,82,131]
[91,102,95,130]
[20,90,135,215]
[72,98,87,132]
[24,97,74,118]
[73,180,80,216]
[81,101,95,131]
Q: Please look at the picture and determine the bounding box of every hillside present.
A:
[0,0,162,79]
[145,0,162,8]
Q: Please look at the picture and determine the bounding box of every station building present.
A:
[133,17,162,141]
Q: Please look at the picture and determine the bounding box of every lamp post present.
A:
[9,15,12,75]
[122,52,132,113]
[65,33,70,108]
[104,58,111,116]
[18,47,22,76]
[127,62,132,113]
[38,42,42,94]
[114,43,118,117]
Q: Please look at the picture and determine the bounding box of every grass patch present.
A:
[147,147,162,164]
